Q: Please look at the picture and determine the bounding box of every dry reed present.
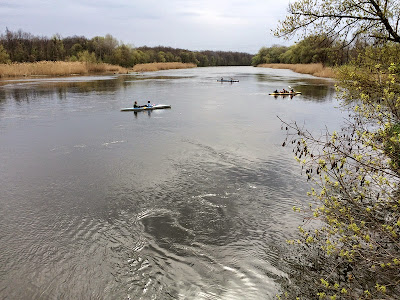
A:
[0,61,128,78]
[257,63,336,78]
[132,62,197,72]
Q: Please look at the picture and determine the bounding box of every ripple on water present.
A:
[0,138,306,299]
[91,141,308,299]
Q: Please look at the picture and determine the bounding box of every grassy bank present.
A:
[257,63,336,78]
[0,61,128,78]
[132,62,197,72]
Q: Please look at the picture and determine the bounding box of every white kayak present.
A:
[121,104,171,112]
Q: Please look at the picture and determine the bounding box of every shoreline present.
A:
[0,61,128,78]
[0,62,335,79]
[0,61,198,79]
[256,63,336,78]
[132,62,197,72]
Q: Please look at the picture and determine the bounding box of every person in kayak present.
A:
[147,100,152,108]
[134,101,148,108]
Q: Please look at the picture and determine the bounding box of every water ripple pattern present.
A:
[0,66,344,299]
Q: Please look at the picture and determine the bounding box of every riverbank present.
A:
[132,62,197,72]
[0,61,128,78]
[256,63,336,78]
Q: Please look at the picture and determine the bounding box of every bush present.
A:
[278,51,400,299]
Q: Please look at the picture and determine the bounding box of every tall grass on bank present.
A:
[132,62,197,72]
[0,61,128,78]
[257,63,336,78]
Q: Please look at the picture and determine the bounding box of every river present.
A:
[0,66,342,299]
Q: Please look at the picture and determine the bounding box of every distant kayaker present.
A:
[274,89,278,93]
[134,101,139,108]
[147,100,152,108]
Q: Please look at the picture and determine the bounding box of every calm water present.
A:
[0,67,342,299]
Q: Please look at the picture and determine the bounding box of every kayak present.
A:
[217,79,239,82]
[121,104,171,112]
[269,92,302,95]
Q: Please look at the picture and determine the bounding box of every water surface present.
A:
[0,66,342,299]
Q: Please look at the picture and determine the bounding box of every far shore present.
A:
[0,61,198,78]
[0,61,335,79]
[132,62,197,72]
[0,61,128,78]
[256,63,336,78]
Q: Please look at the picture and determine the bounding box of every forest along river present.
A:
[0,66,344,299]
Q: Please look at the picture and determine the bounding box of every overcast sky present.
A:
[0,0,295,54]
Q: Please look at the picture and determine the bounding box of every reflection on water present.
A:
[255,71,336,102]
[0,67,343,299]
[290,78,337,102]
[0,75,130,102]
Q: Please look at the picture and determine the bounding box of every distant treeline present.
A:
[0,29,253,67]
[252,35,374,66]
